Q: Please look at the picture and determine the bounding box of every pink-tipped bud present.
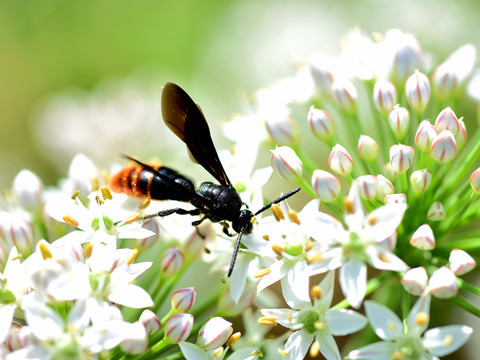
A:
[402,267,428,296]
[68,154,98,195]
[330,79,357,114]
[410,169,432,194]
[357,135,378,161]
[405,70,431,113]
[355,175,378,200]
[309,53,334,95]
[171,287,196,313]
[197,317,233,351]
[311,170,341,202]
[376,175,394,201]
[373,79,397,116]
[0,212,34,255]
[161,246,185,277]
[13,170,44,212]
[139,309,161,335]
[389,144,414,174]
[388,106,410,139]
[415,120,437,152]
[428,266,458,299]
[308,106,334,141]
[120,322,147,355]
[449,249,476,276]
[133,220,159,251]
[455,118,467,149]
[432,63,459,100]
[265,115,299,146]
[470,167,480,194]
[410,224,435,250]
[434,107,460,136]
[329,144,353,176]
[383,162,396,180]
[384,193,407,204]
[164,313,194,344]
[270,146,302,182]
[430,130,457,163]
[182,223,210,259]
[427,201,446,221]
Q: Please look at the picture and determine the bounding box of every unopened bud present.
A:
[402,267,428,296]
[270,146,303,182]
[405,70,431,113]
[427,201,446,221]
[171,287,196,313]
[197,317,233,351]
[434,107,460,136]
[329,144,353,176]
[410,169,432,194]
[449,249,476,276]
[265,116,299,146]
[119,323,147,355]
[389,144,414,173]
[309,53,334,94]
[373,79,397,116]
[308,107,334,141]
[456,118,467,149]
[415,120,437,152]
[384,193,407,204]
[0,212,34,255]
[161,246,185,277]
[164,314,193,343]
[428,266,458,299]
[139,309,161,335]
[355,175,378,200]
[430,130,457,163]
[388,106,410,139]
[357,135,378,161]
[13,170,44,211]
[311,170,340,202]
[330,79,357,114]
[410,224,435,250]
[376,175,394,201]
[470,167,480,194]
[432,64,459,100]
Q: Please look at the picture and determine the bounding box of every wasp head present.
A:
[233,209,254,234]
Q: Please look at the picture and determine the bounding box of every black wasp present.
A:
[110,82,300,276]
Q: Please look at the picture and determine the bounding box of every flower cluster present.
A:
[1,28,479,359]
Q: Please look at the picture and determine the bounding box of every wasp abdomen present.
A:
[110,165,195,202]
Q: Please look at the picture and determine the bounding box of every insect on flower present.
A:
[110,82,300,277]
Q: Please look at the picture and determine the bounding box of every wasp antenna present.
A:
[254,187,301,216]
[227,231,244,277]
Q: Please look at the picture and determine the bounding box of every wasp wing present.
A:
[161,82,231,186]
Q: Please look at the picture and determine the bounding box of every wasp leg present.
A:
[222,226,235,237]
[141,208,201,221]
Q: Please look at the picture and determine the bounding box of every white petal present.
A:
[260,308,301,330]
[117,226,155,240]
[316,331,341,360]
[284,330,313,360]
[299,199,344,242]
[339,260,367,308]
[257,260,285,294]
[422,325,472,356]
[111,261,152,284]
[22,294,63,340]
[0,304,15,342]
[229,253,249,304]
[326,309,367,335]
[366,203,407,242]
[366,246,408,272]
[364,300,403,340]
[315,271,335,312]
[178,341,209,360]
[281,261,310,309]
[348,341,394,360]
[108,284,153,308]
[406,294,431,337]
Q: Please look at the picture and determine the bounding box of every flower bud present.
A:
[430,130,457,163]
[161,246,185,277]
[355,175,378,200]
[402,267,428,296]
[311,170,340,202]
[120,322,147,355]
[470,167,480,194]
[384,193,407,204]
[182,223,210,259]
[164,314,194,343]
[308,107,334,141]
[455,118,467,149]
[309,53,334,95]
[270,146,302,182]
[13,170,44,211]
[0,212,34,255]
[432,63,459,100]
[410,224,435,250]
[427,201,445,221]
[449,249,476,276]
[197,317,233,351]
[265,115,299,146]
[405,70,431,113]
[171,287,196,313]
[389,144,414,173]
[139,309,161,335]
[428,266,458,299]
[387,106,410,139]
[68,154,98,195]
[415,120,437,152]
[329,144,353,176]
[330,79,357,114]
[373,80,397,116]
[376,175,394,201]
[357,135,378,161]
[410,169,432,194]
[434,107,460,135]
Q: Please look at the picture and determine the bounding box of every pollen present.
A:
[288,209,301,225]
[367,215,378,226]
[305,239,314,251]
[278,349,289,357]
[415,312,429,326]
[391,351,405,360]
[126,248,139,265]
[271,204,285,222]
[91,176,99,192]
[309,341,321,357]
[258,316,277,326]
[311,285,322,300]
[343,197,354,214]
[63,215,79,227]
[263,235,270,241]
[272,244,284,256]
[95,196,104,205]
[124,213,141,224]
[71,191,80,200]
[307,250,324,263]
[213,347,224,358]
[227,332,241,347]
[254,268,272,278]
[101,186,113,200]
[84,242,93,258]
[38,240,53,260]
[314,320,326,330]
[443,334,453,347]
[387,320,398,332]
[139,198,151,210]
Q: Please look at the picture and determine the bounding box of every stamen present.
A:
[227,332,241,347]
[311,285,322,300]
[415,312,429,326]
[38,240,52,260]
[305,239,314,251]
[272,244,284,256]
[307,251,324,263]
[254,268,272,278]
[278,349,289,357]
[258,316,277,326]
[71,191,80,200]
[126,249,139,265]
[91,176,99,192]
[443,334,453,347]
[84,242,93,259]
[124,213,141,224]
[368,215,378,226]
[309,341,320,357]
[101,186,113,200]
[288,209,301,225]
[139,198,151,210]
[63,215,79,227]
[95,196,104,205]
[343,197,354,214]
[271,204,285,222]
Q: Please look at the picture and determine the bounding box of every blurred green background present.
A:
[2,0,480,188]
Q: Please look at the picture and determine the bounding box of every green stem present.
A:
[447,296,480,318]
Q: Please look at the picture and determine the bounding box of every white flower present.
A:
[348,295,473,359]
[261,271,367,360]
